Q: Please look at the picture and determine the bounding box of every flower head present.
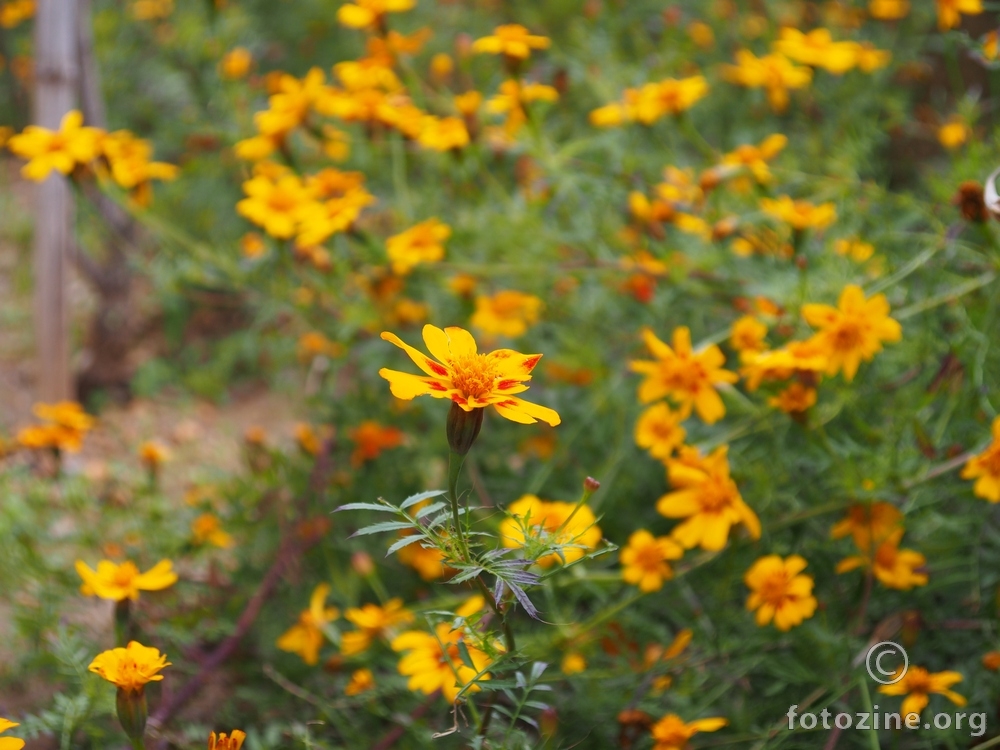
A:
[337,0,415,31]
[349,421,404,466]
[962,416,1000,501]
[378,324,560,425]
[89,641,171,693]
[208,730,246,750]
[760,195,836,231]
[936,0,982,30]
[802,284,901,381]
[75,559,178,601]
[744,554,817,630]
[773,28,859,74]
[341,598,414,655]
[470,290,543,338]
[723,50,812,113]
[7,110,103,181]
[879,666,965,715]
[0,719,24,750]
[386,219,450,275]
[500,494,602,567]
[17,401,95,452]
[634,402,686,460]
[869,0,909,19]
[220,48,252,79]
[836,528,928,590]
[345,668,376,695]
[277,583,340,665]
[472,25,550,60]
[391,622,494,702]
[620,530,684,592]
[650,714,727,750]
[191,514,235,548]
[830,501,902,549]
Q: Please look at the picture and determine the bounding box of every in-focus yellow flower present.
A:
[634,402,687,461]
[88,641,171,693]
[337,0,415,31]
[500,494,602,567]
[879,666,965,715]
[561,652,587,674]
[744,554,817,630]
[386,218,451,275]
[802,284,901,381]
[938,117,970,149]
[191,513,235,548]
[470,290,543,338]
[658,446,760,551]
[378,324,560,425]
[936,0,982,30]
[472,24,551,60]
[630,327,738,424]
[341,598,414,655]
[773,28,858,74]
[276,583,339,666]
[836,528,928,589]
[7,110,102,181]
[730,315,768,354]
[869,0,909,19]
[723,50,812,113]
[345,668,375,696]
[650,714,727,750]
[220,47,252,79]
[830,501,902,548]
[75,559,178,601]
[760,195,836,230]
[208,730,246,750]
[962,416,1000,501]
[620,530,684,592]
[0,718,24,750]
[391,622,494,702]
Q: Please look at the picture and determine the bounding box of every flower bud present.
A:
[351,551,374,576]
[446,403,484,456]
[115,686,148,742]
[584,477,601,492]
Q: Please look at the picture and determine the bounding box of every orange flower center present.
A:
[266,190,300,213]
[980,445,1000,475]
[757,571,792,606]
[697,477,734,513]
[449,354,499,398]
[831,321,864,351]
[113,563,140,588]
[634,543,664,571]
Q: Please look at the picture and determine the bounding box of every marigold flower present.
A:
[730,315,768,354]
[417,116,470,152]
[89,641,171,693]
[936,0,982,30]
[138,440,171,468]
[630,326,738,424]
[276,583,339,666]
[378,324,560,425]
[391,622,493,702]
[397,535,451,580]
[878,666,965,715]
[620,530,684,592]
[345,668,375,696]
[337,0,415,30]
[349,421,404,467]
[802,284,901,381]
[191,513,235,548]
[75,559,178,601]
[472,24,551,60]
[768,383,817,413]
[773,28,859,75]
[719,134,787,183]
[0,719,24,750]
[869,0,909,19]
[207,731,246,750]
[0,0,34,29]
[236,170,315,240]
[650,714,727,750]
[18,401,95,452]
[744,554,817,630]
[470,290,543,338]
[658,446,760,551]
[341,598,414,655]
[386,218,450,275]
[7,109,103,181]
[500,494,602,567]
[220,47,252,79]
[760,195,836,230]
[834,237,875,262]
[938,117,970,149]
[634,76,709,123]
[723,50,812,113]
[634,402,687,460]
[983,651,1000,671]
[836,528,928,590]
[961,416,1000,501]
[100,129,178,205]
[855,42,892,72]
[830,501,902,549]
[739,339,827,391]
[454,91,483,117]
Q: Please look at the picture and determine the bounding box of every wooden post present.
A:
[33,0,79,402]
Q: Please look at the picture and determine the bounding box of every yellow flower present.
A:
[0,0,34,29]
[276,584,339,666]
[830,501,902,549]
[7,110,103,181]
[834,237,875,262]
[634,76,709,123]
[88,641,171,693]
[739,339,828,390]
[500,494,602,567]
[634,403,687,460]
[220,47,252,79]
[936,0,982,30]
[760,195,836,230]
[472,24,550,60]
[75,559,178,601]
[836,528,928,590]
[341,598,414,656]
[723,50,812,113]
[345,668,375,696]
[687,21,715,48]
[100,130,178,205]
[485,79,558,136]
[869,0,909,19]
[879,666,965,716]
[378,324,561,425]
[962,416,1000,501]
[802,284,902,381]
[131,0,173,20]
[767,383,817,413]
[391,622,493,702]
[208,730,246,750]
[386,218,450,275]
[719,134,787,183]
[981,31,999,61]
[773,28,858,74]
[138,440,171,468]
[561,653,587,674]
[620,529,684,592]
[417,116,469,152]
[855,42,892,72]
[17,401,95,453]
[191,513,235,548]
[236,170,315,240]
[744,555,817,630]
[0,719,24,750]
[650,714,727,750]
[337,0,415,30]
[730,315,768,354]
[629,327,738,424]
[938,117,970,149]
[658,446,760,551]
[470,290,543,338]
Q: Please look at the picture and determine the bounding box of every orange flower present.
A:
[620,530,684,592]
[879,666,965,715]
[961,416,1000,501]
[836,528,928,590]
[744,555,817,630]
[349,421,404,466]
[208,730,246,750]
[75,559,178,601]
[650,714,727,750]
[472,24,550,60]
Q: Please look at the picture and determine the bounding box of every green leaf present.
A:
[400,490,447,510]
[385,534,427,556]
[350,521,414,537]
